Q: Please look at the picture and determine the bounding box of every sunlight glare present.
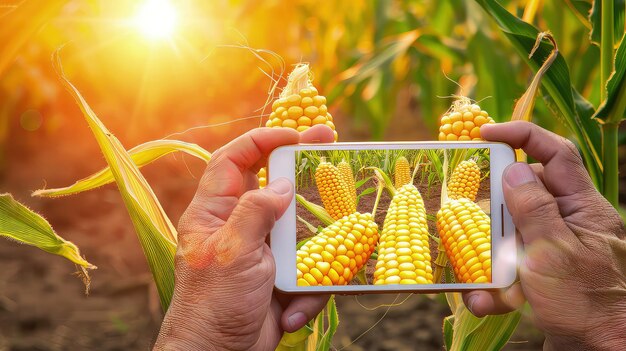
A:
[134,0,177,40]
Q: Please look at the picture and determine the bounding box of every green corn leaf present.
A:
[356,187,377,205]
[589,0,625,46]
[33,140,211,198]
[296,194,334,226]
[449,303,522,351]
[595,34,626,123]
[563,0,593,29]
[0,193,95,290]
[355,176,372,189]
[53,50,177,311]
[276,324,313,351]
[475,0,603,190]
[316,296,339,351]
[443,315,455,351]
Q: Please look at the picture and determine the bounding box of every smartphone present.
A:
[269,142,516,293]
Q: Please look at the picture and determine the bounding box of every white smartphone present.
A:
[269,142,516,294]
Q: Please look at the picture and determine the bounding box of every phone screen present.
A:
[294,148,492,287]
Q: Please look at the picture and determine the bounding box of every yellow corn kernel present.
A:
[315,160,356,220]
[394,156,411,188]
[265,64,338,141]
[438,97,495,141]
[374,184,433,285]
[337,160,357,207]
[296,213,379,286]
[448,160,481,201]
[436,198,491,283]
[257,167,267,188]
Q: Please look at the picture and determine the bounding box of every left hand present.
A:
[154,125,334,351]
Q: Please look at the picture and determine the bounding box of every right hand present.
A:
[463,121,626,350]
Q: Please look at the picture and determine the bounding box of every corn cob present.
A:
[438,97,495,141]
[315,160,356,220]
[447,160,481,201]
[257,167,267,188]
[265,64,338,141]
[337,160,357,207]
[297,212,379,286]
[394,156,411,188]
[436,198,491,283]
[374,184,433,285]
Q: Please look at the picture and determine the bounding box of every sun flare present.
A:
[134,0,177,40]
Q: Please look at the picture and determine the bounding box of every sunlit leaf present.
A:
[33,140,211,198]
[475,0,603,190]
[595,34,626,123]
[589,0,625,46]
[276,324,313,350]
[0,193,95,290]
[53,50,177,310]
[0,0,65,76]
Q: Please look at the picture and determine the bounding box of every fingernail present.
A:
[287,312,307,329]
[467,295,478,315]
[504,162,536,187]
[267,177,292,195]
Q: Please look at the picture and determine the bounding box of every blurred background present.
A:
[0,0,621,349]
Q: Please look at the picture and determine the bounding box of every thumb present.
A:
[503,163,572,245]
[223,177,294,245]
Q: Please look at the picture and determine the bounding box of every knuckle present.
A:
[238,191,270,213]
[515,188,557,219]
[560,138,583,163]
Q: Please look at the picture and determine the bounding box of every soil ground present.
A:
[0,117,548,350]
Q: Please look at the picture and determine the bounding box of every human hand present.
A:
[463,121,626,350]
[154,125,334,351]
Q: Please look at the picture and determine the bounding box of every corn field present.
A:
[1,0,624,350]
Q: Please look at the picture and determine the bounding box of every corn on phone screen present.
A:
[294,148,491,286]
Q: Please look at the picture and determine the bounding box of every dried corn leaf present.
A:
[33,140,211,198]
[53,50,176,310]
[511,32,559,162]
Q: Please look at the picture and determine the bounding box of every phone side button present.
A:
[501,204,504,237]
